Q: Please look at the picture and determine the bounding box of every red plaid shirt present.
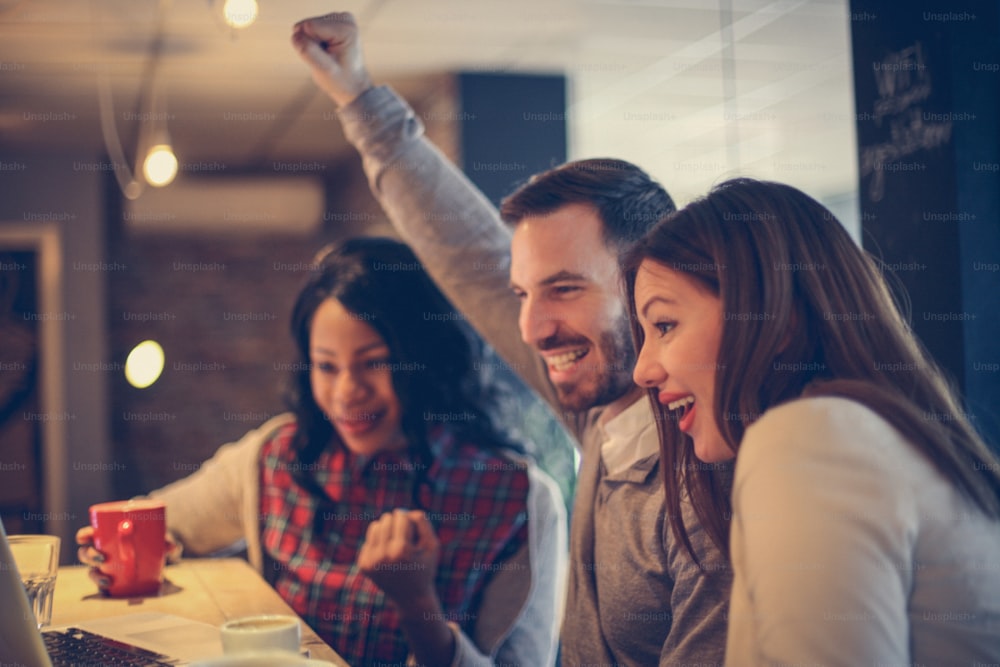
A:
[259,423,530,666]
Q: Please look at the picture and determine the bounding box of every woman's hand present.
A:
[75,526,112,591]
[359,510,456,665]
[358,509,440,609]
[75,525,181,592]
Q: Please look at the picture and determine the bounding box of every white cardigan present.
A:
[726,397,1000,665]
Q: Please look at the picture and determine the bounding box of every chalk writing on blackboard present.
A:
[859,42,952,202]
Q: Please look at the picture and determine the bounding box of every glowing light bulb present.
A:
[142,144,178,187]
[125,340,165,389]
[223,0,258,29]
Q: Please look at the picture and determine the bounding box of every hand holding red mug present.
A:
[75,500,176,596]
[76,526,179,590]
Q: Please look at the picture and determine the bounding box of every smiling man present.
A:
[509,202,639,416]
[293,11,732,666]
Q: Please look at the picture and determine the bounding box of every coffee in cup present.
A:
[220,615,301,655]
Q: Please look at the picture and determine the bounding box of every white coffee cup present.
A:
[220,615,301,655]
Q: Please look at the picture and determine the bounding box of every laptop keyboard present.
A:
[43,627,177,666]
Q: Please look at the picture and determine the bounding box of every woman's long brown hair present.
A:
[624,178,1000,564]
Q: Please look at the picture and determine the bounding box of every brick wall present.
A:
[105,77,460,498]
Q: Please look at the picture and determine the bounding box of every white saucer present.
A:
[189,650,335,667]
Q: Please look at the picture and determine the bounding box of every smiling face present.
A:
[509,203,636,413]
[309,298,405,456]
[632,260,733,463]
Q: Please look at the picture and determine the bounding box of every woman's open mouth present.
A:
[665,395,696,432]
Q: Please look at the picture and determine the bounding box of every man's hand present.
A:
[291,11,374,108]
[358,509,440,610]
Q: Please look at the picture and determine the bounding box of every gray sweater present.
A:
[338,85,732,667]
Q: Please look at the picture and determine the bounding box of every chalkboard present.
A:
[850,0,1000,447]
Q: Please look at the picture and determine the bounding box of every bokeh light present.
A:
[223,0,259,29]
[142,144,178,187]
[125,340,165,389]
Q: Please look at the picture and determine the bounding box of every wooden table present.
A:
[52,558,350,666]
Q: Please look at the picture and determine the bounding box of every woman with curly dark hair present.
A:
[80,237,566,667]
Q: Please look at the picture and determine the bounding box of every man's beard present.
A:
[550,318,635,413]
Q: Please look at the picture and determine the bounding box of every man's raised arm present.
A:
[292,12,558,410]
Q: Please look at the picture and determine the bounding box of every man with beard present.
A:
[293,12,731,666]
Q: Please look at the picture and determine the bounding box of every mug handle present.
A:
[117,519,136,584]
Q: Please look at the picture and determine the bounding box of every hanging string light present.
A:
[96,0,261,201]
[222,0,259,29]
[142,141,178,187]
[96,0,177,199]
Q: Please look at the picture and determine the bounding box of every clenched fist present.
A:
[291,11,374,108]
[357,508,440,609]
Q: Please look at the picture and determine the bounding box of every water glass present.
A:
[9,534,60,628]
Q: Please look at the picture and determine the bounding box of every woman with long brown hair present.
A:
[625,178,1000,664]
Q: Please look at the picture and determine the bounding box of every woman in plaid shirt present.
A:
[79,238,567,666]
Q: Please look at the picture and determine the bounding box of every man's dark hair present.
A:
[499,158,675,252]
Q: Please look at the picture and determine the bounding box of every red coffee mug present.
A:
[89,499,169,597]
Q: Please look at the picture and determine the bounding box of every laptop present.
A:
[0,517,224,666]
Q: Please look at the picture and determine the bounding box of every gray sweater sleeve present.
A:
[338,86,564,418]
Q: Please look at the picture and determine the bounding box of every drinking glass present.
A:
[10,534,60,628]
